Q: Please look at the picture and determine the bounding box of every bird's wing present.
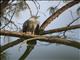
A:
[35,23,39,35]
[22,20,30,32]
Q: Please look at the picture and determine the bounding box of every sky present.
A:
[13,1,80,28]
[12,1,80,39]
[1,1,80,60]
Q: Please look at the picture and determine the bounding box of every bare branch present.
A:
[0,30,38,38]
[0,35,59,53]
[1,16,18,30]
[0,38,24,53]
[40,1,80,29]
[26,2,33,17]
[19,45,35,60]
[0,24,80,37]
[0,8,16,29]
[43,24,80,34]
[0,35,80,53]
[63,13,80,38]
[32,1,40,16]
[26,37,80,49]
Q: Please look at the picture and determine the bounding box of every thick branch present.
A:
[0,30,38,38]
[19,45,35,60]
[0,38,25,53]
[0,36,59,53]
[0,24,80,52]
[40,1,80,29]
[1,36,80,53]
[43,24,80,34]
[0,24,80,37]
[26,37,80,49]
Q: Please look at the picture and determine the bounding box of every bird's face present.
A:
[29,16,38,22]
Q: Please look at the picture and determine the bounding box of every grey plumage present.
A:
[22,16,39,35]
[22,16,39,51]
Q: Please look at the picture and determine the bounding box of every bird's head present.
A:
[29,16,39,21]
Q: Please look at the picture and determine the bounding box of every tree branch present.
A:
[0,24,80,53]
[0,36,80,53]
[19,45,35,60]
[0,30,38,38]
[26,37,80,49]
[43,24,80,34]
[63,16,80,38]
[40,1,80,29]
[0,35,59,53]
[0,24,80,37]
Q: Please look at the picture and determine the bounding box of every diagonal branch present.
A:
[43,24,80,34]
[63,16,80,38]
[0,38,25,53]
[40,1,80,29]
[19,45,35,60]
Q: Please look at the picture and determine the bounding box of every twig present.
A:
[63,11,80,38]
[26,3,32,17]
[0,8,16,29]
[1,16,18,30]
[33,1,40,16]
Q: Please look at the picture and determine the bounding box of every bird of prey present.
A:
[22,16,39,35]
[21,16,40,58]
[22,16,39,45]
